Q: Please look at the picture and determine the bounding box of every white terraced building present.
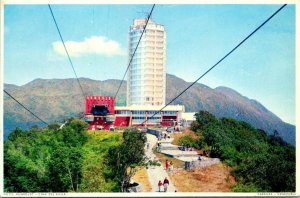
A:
[127,18,166,106]
[115,104,184,127]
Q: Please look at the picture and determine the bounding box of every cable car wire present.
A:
[48,4,86,98]
[114,4,156,100]
[4,90,49,126]
[140,4,287,126]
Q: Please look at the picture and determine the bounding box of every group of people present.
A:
[163,133,170,140]
[157,132,170,141]
[156,160,174,192]
[181,144,194,151]
[158,177,169,192]
[165,159,173,172]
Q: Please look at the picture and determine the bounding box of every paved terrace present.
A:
[150,128,220,165]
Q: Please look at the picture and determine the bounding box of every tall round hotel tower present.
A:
[127,18,166,106]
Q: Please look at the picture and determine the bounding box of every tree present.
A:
[190,110,296,192]
[7,127,26,142]
[105,129,146,192]
[48,145,83,192]
[194,111,218,129]
[4,118,89,192]
[190,120,201,132]
[47,123,61,131]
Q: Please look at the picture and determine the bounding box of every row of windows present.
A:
[130,67,164,73]
[130,47,165,53]
[130,44,164,51]
[129,53,165,60]
[131,57,165,63]
[130,29,144,35]
[114,110,176,115]
[135,42,164,47]
[130,72,164,78]
[130,59,165,64]
[147,117,160,120]
[130,63,165,69]
[130,48,165,55]
[130,70,141,75]
[132,116,146,120]
[163,111,177,115]
[86,96,113,100]
[132,116,160,120]
[130,32,164,39]
[130,94,163,99]
[131,54,164,58]
[130,74,165,79]
[131,76,141,80]
[145,81,164,85]
[115,110,175,116]
[132,111,146,115]
[115,110,130,115]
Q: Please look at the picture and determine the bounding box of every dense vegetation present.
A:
[4,120,146,192]
[4,119,88,192]
[105,129,147,192]
[188,111,295,192]
[79,131,122,192]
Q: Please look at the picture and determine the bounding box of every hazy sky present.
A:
[4,4,295,124]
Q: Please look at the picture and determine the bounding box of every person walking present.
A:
[163,177,169,192]
[158,180,163,192]
[165,159,169,171]
[157,142,161,152]
[169,161,173,172]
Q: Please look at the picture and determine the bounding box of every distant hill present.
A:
[166,74,295,145]
[4,74,295,145]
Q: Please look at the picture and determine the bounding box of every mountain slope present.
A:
[4,74,295,145]
[166,74,295,145]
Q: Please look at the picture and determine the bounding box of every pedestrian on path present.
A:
[169,161,173,172]
[165,159,169,171]
[163,177,169,192]
[157,142,161,151]
[158,180,163,192]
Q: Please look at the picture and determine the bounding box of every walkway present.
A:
[145,133,177,193]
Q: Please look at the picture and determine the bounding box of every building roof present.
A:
[115,104,185,112]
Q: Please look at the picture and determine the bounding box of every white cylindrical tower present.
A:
[127,18,166,106]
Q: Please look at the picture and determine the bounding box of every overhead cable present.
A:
[4,90,49,126]
[140,4,287,126]
[114,4,156,100]
[48,4,86,98]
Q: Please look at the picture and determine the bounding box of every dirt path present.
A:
[169,163,236,192]
[145,133,177,193]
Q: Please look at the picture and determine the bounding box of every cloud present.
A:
[52,36,125,57]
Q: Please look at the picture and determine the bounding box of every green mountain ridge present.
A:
[4,74,295,145]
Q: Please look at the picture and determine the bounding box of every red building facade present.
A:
[84,96,184,130]
[85,96,115,130]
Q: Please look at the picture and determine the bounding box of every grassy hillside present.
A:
[187,111,295,192]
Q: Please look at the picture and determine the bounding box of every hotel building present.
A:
[84,18,193,130]
[127,18,166,106]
